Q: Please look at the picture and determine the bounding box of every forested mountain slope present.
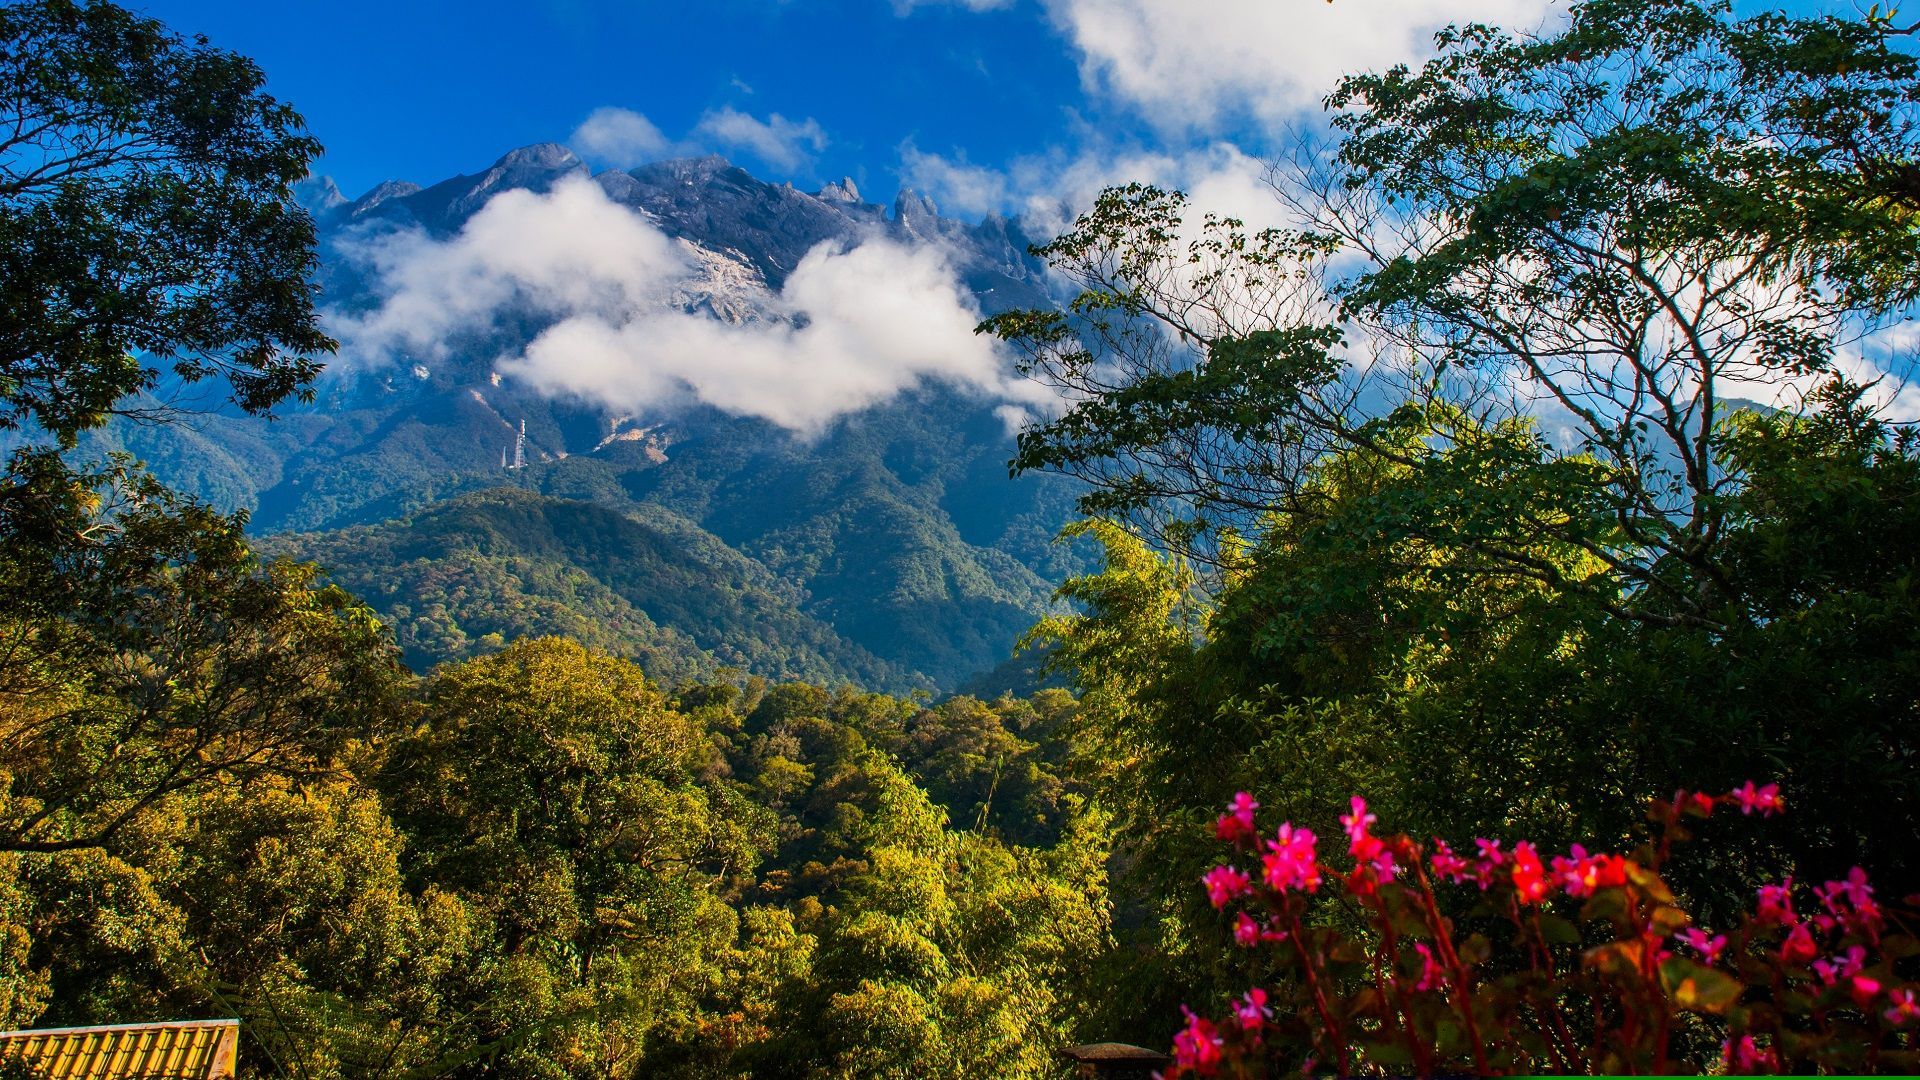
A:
[86,146,1086,689]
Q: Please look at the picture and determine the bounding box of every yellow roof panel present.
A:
[0,1020,238,1080]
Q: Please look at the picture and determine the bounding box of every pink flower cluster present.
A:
[1731,780,1784,816]
[1719,864,1902,1031]
[1167,780,1920,1078]
[1173,1008,1222,1073]
[1262,822,1321,894]
[1548,844,1629,898]
[1173,991,1270,1073]
[1723,1034,1779,1074]
[1673,781,1785,819]
[1340,797,1397,895]
[1214,791,1260,845]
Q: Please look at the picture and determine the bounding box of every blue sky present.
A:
[139,0,1857,219]
[137,0,1917,431]
[142,0,1095,202]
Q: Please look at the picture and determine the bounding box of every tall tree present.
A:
[989,0,1920,628]
[0,0,330,445]
[0,450,408,856]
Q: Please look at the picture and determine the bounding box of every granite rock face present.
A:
[349,142,590,233]
[322,145,1051,310]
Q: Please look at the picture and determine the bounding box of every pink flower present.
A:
[1849,975,1882,1010]
[1588,854,1629,890]
[1550,845,1589,895]
[1233,912,1261,948]
[1679,928,1726,963]
[1203,864,1252,909]
[1812,945,1866,986]
[1413,943,1446,991]
[1216,792,1260,845]
[1756,879,1795,927]
[1173,1008,1224,1075]
[1816,867,1882,937]
[1472,838,1505,890]
[1340,796,1377,846]
[1723,1034,1779,1074]
[1430,839,1470,883]
[1730,780,1783,817]
[1233,987,1271,1030]
[1780,921,1818,967]
[1885,988,1919,1026]
[1345,864,1382,900]
[1340,795,1395,879]
[1261,823,1321,894]
[1511,841,1550,904]
[1550,846,1631,899]
[1368,846,1398,881]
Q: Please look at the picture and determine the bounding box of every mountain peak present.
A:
[628,154,742,187]
[493,142,582,170]
[343,178,422,220]
[296,174,346,214]
[817,177,862,204]
[892,188,939,224]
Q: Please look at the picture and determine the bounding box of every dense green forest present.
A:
[5,0,1920,1075]
[262,487,914,689]
[246,405,1083,694]
[67,383,1086,695]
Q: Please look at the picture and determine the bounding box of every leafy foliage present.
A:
[271,487,914,690]
[7,0,1920,1075]
[0,0,331,444]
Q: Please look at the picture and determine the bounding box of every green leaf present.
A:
[1661,957,1744,1014]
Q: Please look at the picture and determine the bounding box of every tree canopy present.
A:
[0,0,330,444]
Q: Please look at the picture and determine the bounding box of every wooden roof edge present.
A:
[0,1019,240,1039]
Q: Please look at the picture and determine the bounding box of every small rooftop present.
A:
[0,1019,239,1079]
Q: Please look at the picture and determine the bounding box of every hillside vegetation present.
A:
[7,0,1920,1076]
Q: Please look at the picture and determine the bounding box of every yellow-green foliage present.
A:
[0,463,1111,1078]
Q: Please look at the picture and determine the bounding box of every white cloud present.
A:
[508,237,1050,432]
[331,177,1045,433]
[331,179,688,365]
[1794,321,1920,423]
[901,138,1284,238]
[569,106,671,167]
[693,107,829,173]
[904,0,1559,130]
[898,142,1010,219]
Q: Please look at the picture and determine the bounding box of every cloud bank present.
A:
[330,177,1045,432]
[1037,0,1561,130]
[570,107,671,167]
[693,108,829,173]
[564,105,832,175]
[902,138,1283,238]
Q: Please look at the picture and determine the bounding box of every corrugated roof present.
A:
[0,1019,238,1079]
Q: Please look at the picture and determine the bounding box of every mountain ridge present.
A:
[81,144,1085,691]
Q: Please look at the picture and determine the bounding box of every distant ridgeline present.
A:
[79,146,1089,693]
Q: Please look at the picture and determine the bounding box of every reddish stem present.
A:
[1288,908,1350,1076]
[1409,857,1492,1075]
[1368,884,1434,1077]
